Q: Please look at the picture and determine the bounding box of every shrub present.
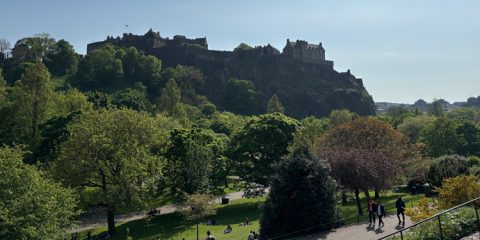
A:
[435,175,480,209]
[427,155,469,187]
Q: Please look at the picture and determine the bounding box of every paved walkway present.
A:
[299,215,411,240]
[74,191,245,232]
[461,232,480,240]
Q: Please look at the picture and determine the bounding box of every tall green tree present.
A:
[0,69,6,107]
[397,115,436,143]
[427,155,469,187]
[328,109,357,126]
[429,100,444,117]
[53,108,163,236]
[0,146,78,240]
[420,118,460,157]
[12,61,53,146]
[45,39,78,75]
[165,128,226,197]
[229,113,299,186]
[157,78,186,119]
[260,148,337,239]
[267,94,285,114]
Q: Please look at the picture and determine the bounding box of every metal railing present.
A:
[378,197,480,240]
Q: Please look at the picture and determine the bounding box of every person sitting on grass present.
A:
[206,230,215,240]
[224,224,233,234]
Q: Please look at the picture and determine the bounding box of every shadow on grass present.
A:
[93,199,263,240]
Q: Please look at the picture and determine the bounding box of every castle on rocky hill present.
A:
[87,29,333,67]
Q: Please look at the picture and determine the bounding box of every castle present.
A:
[87,29,333,67]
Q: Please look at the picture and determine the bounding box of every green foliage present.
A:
[162,65,205,105]
[12,61,53,146]
[468,155,480,167]
[447,108,480,123]
[52,89,92,116]
[0,146,78,239]
[165,128,226,197]
[157,78,181,115]
[266,94,285,114]
[208,111,249,136]
[13,33,56,62]
[290,116,330,151]
[260,148,338,239]
[0,69,6,107]
[234,43,253,51]
[429,100,444,117]
[44,39,78,76]
[397,114,436,143]
[420,118,460,157]
[230,113,299,186]
[224,78,261,115]
[328,109,357,126]
[53,108,163,235]
[86,91,113,109]
[112,88,151,112]
[427,155,469,187]
[179,194,216,223]
[455,121,480,156]
[386,106,415,128]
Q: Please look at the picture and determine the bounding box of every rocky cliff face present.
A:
[149,46,375,118]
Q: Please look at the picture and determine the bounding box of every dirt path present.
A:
[74,191,245,232]
[298,215,411,240]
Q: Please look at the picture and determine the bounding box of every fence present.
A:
[378,197,480,240]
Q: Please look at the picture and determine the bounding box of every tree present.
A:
[455,121,480,156]
[427,155,469,187]
[165,128,226,197]
[429,100,444,117]
[224,78,260,115]
[0,69,6,107]
[157,78,186,119]
[328,109,357,126]
[290,116,330,151]
[52,89,92,116]
[436,175,480,209]
[267,94,285,113]
[45,39,78,75]
[12,61,53,146]
[260,148,337,239]
[112,88,152,112]
[397,115,436,143]
[179,194,216,240]
[14,33,56,61]
[229,113,299,186]
[0,38,10,59]
[53,108,163,236]
[0,146,78,239]
[315,117,410,200]
[420,118,460,157]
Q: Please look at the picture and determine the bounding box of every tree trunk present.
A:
[196,223,199,240]
[374,187,380,199]
[363,189,371,202]
[107,207,116,236]
[224,177,229,188]
[354,188,363,215]
[341,190,347,206]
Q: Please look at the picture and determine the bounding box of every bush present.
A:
[435,175,480,209]
[427,155,469,187]
[468,155,480,167]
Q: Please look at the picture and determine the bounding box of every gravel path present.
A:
[462,232,480,240]
[73,191,245,232]
[298,215,412,240]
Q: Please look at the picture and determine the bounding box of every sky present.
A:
[1,0,479,103]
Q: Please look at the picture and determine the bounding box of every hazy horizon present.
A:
[1,0,479,104]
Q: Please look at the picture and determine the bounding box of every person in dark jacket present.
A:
[376,201,386,228]
[396,197,406,226]
[368,199,377,226]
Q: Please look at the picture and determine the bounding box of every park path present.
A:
[73,191,245,233]
[298,215,412,240]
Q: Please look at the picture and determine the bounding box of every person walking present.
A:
[396,197,406,226]
[376,201,386,228]
[247,231,255,240]
[368,199,377,226]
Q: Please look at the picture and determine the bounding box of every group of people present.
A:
[367,197,406,228]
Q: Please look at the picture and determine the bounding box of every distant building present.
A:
[282,39,326,64]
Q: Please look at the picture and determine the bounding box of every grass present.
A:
[80,197,265,240]
[80,187,425,239]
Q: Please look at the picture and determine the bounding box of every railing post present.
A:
[437,215,444,240]
[475,200,480,232]
[400,230,404,240]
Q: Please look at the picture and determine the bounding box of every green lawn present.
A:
[80,188,425,239]
[80,197,264,240]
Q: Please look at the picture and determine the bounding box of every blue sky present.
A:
[1,0,479,103]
